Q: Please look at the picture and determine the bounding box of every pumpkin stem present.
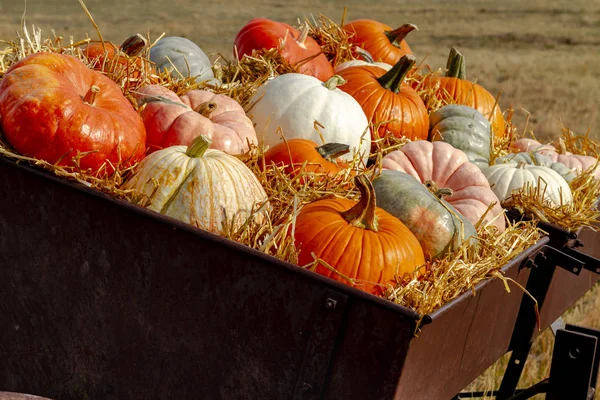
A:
[376,54,416,94]
[425,180,453,198]
[120,33,148,57]
[316,143,351,161]
[445,47,466,80]
[517,161,527,169]
[296,23,310,49]
[384,23,418,48]
[340,175,379,231]
[323,75,346,90]
[186,135,212,158]
[83,85,101,105]
[194,101,218,118]
[354,47,375,63]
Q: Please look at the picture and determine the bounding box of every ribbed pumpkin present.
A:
[294,175,425,294]
[149,36,217,84]
[343,19,417,65]
[429,104,492,169]
[247,74,371,164]
[122,135,269,234]
[337,54,428,141]
[134,84,257,155]
[418,48,506,138]
[495,152,576,183]
[373,170,478,260]
[262,139,352,178]
[383,141,506,233]
[0,52,146,175]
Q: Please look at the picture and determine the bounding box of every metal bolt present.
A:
[324,298,337,310]
[301,382,313,392]
[514,359,521,365]
[573,239,584,248]
[569,347,581,360]
[573,267,579,273]
[596,268,600,274]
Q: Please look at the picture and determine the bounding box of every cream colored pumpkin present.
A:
[246,73,371,164]
[123,135,269,234]
[483,162,573,207]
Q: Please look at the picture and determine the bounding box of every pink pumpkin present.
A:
[382,140,506,233]
[510,138,600,179]
[134,84,258,154]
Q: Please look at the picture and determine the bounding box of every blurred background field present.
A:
[0,0,599,397]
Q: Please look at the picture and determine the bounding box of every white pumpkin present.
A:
[246,73,372,164]
[333,47,392,73]
[123,135,269,234]
[483,162,573,207]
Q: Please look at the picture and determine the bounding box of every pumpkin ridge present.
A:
[335,227,364,283]
[295,206,347,247]
[159,154,195,214]
[302,220,348,264]
[216,155,245,226]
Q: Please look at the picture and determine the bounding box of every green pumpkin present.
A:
[429,104,491,169]
[373,170,478,261]
[495,152,576,183]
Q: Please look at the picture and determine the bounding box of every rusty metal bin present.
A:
[0,157,548,400]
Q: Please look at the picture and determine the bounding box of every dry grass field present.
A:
[1,0,599,398]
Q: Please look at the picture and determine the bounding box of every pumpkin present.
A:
[123,135,269,234]
[483,162,573,207]
[429,104,492,169]
[234,18,334,81]
[373,170,477,260]
[382,140,506,233]
[494,152,576,182]
[343,19,417,65]
[247,74,371,164]
[84,34,156,85]
[293,175,425,293]
[262,139,351,178]
[0,52,146,174]
[333,47,392,73]
[509,138,600,179]
[149,36,217,84]
[134,84,257,155]
[337,54,429,141]
[418,48,506,138]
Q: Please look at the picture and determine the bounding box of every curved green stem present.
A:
[340,175,379,231]
[355,47,375,63]
[445,47,466,79]
[376,54,416,94]
[316,143,351,161]
[186,135,212,158]
[384,23,418,48]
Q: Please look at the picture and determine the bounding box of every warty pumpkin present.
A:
[234,18,334,82]
[134,84,257,155]
[373,170,478,260]
[382,140,506,233]
[417,48,506,138]
[123,135,269,234]
[343,19,417,65]
[247,73,371,164]
[337,54,429,141]
[0,52,146,174]
[293,175,425,294]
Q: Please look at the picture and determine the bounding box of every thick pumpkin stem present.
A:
[376,54,416,94]
[384,24,418,48]
[340,175,379,231]
[425,180,453,198]
[194,101,218,118]
[186,135,212,158]
[120,33,148,57]
[355,47,375,63]
[323,75,346,90]
[517,161,527,169]
[445,47,466,80]
[316,143,351,161]
[83,85,101,105]
[296,23,310,49]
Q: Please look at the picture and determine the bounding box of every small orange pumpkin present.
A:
[294,175,425,294]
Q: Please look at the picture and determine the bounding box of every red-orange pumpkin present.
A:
[337,54,429,141]
[343,19,417,65]
[294,175,425,294]
[0,52,146,174]
[233,18,334,81]
[417,48,506,138]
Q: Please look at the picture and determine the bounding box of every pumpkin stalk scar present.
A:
[323,75,346,90]
[83,85,101,106]
[194,101,218,118]
[425,180,454,199]
[384,23,418,48]
[376,54,416,94]
[340,175,379,231]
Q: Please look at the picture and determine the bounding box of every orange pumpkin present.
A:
[0,52,146,174]
[294,175,425,294]
[417,47,506,138]
[262,139,350,178]
[343,19,417,65]
[337,54,429,141]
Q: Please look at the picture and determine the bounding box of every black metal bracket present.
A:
[561,240,600,276]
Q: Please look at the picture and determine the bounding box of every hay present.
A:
[303,9,356,67]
